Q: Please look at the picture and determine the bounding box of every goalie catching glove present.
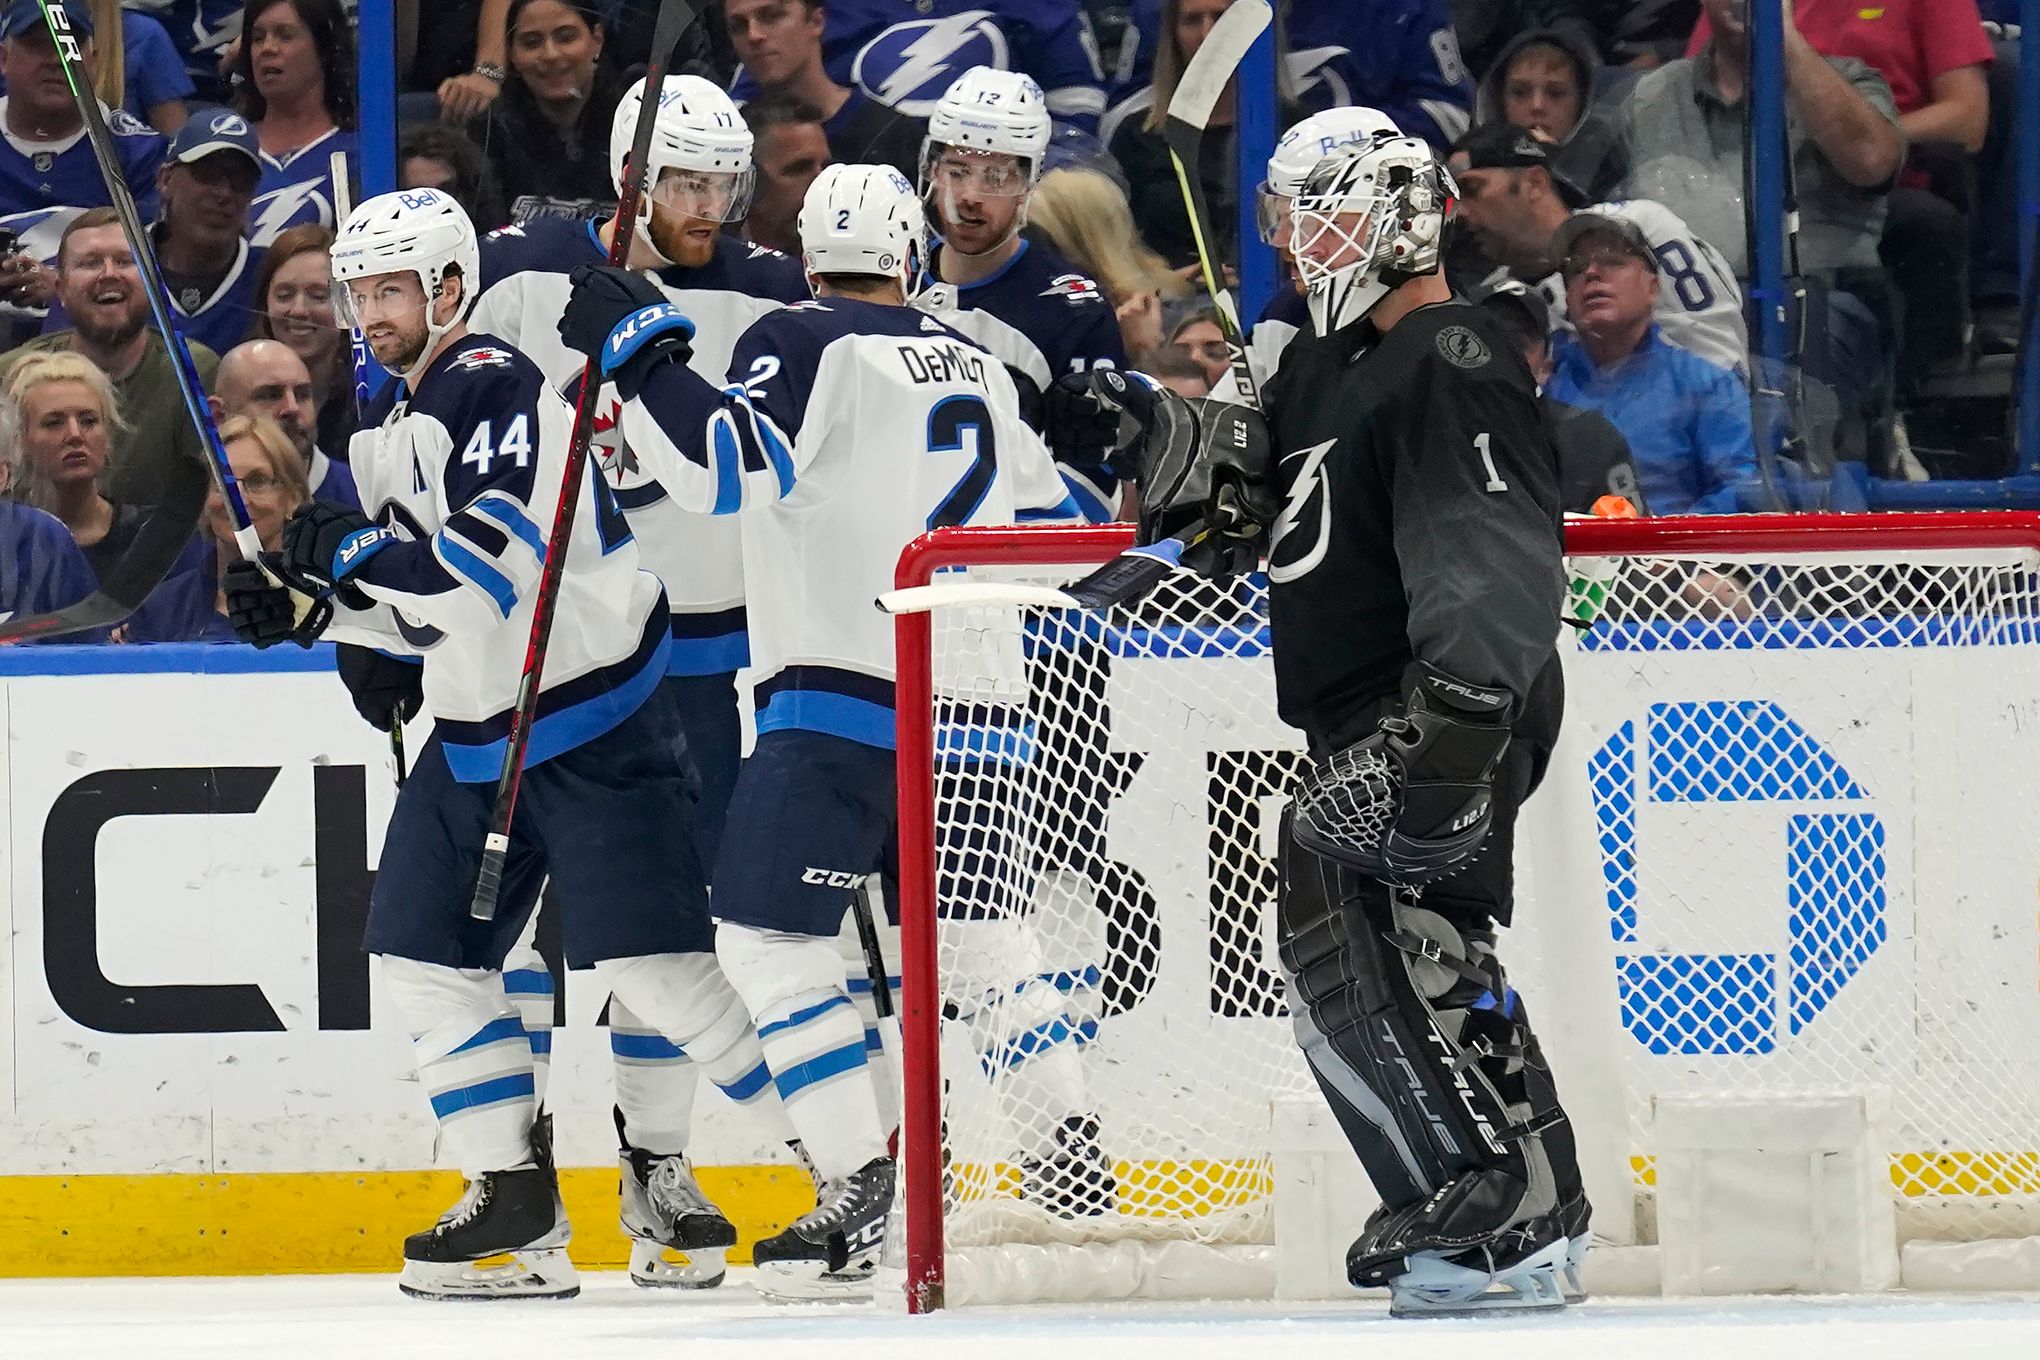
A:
[1044,370,1280,578]
[1291,663,1515,887]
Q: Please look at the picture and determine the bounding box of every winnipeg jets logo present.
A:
[1268,439,1337,585]
[452,347,513,370]
[1042,273,1104,304]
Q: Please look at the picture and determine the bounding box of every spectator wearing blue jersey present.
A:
[143,107,265,354]
[104,4,195,134]
[228,0,358,249]
[725,0,924,181]
[1542,214,1755,516]
[0,0,167,223]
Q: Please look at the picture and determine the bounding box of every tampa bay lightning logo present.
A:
[209,111,252,137]
[852,12,1011,117]
[1268,439,1336,585]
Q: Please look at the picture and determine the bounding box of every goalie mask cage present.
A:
[888,513,2040,1312]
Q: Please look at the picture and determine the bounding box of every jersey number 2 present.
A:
[927,396,997,530]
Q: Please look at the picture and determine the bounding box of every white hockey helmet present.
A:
[799,163,926,293]
[1290,137,1457,337]
[919,66,1053,199]
[330,187,480,379]
[1256,106,1400,244]
[610,74,756,228]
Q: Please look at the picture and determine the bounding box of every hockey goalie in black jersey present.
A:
[1053,136,1588,1315]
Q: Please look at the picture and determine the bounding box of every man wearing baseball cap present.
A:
[0,0,167,225]
[147,105,264,354]
[1543,211,1756,515]
[1449,120,1748,380]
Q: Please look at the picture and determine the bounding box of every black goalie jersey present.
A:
[1262,300,1566,754]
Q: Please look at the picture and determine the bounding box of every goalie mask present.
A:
[1290,137,1457,337]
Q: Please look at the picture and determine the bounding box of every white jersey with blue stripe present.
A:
[250,127,356,248]
[619,297,1080,748]
[470,217,809,676]
[328,333,667,782]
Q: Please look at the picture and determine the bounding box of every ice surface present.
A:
[6,1271,2040,1360]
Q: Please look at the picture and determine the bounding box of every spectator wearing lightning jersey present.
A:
[915,67,1125,521]
[559,162,1080,1298]
[728,0,1108,137]
[468,74,807,1291]
[724,0,924,181]
[1449,121,1749,381]
[0,1,167,223]
[228,0,359,249]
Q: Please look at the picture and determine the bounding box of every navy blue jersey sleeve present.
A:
[122,12,196,113]
[625,305,831,515]
[1000,0,1108,131]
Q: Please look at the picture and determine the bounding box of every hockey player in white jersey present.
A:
[556,163,1079,1297]
[466,74,807,1290]
[223,187,783,1302]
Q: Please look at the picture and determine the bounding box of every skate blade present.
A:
[398,1248,580,1302]
[1561,1233,1591,1304]
[1386,1237,1574,1318]
[752,1257,877,1303]
[629,1240,728,1289]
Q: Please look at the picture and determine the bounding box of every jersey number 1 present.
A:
[927,396,997,530]
[1474,432,1508,492]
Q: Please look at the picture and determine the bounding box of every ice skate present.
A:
[1018,1115,1116,1218]
[617,1108,736,1289]
[751,1156,895,1301]
[398,1116,576,1301]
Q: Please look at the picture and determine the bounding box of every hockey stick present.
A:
[1012,0,1272,620]
[0,0,252,642]
[469,0,699,921]
[849,882,901,1072]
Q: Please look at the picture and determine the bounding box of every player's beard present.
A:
[365,310,430,374]
[647,205,720,270]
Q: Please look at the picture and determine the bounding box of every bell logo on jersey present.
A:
[1268,439,1337,585]
[852,14,1011,116]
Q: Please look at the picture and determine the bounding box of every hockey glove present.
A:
[223,559,331,649]
[1133,395,1281,580]
[273,502,396,610]
[1043,369,1159,477]
[1291,663,1514,887]
[558,263,695,399]
[336,643,424,730]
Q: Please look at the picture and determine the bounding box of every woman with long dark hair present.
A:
[228,0,358,247]
[473,0,626,215]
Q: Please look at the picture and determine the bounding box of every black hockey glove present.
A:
[272,502,396,610]
[558,263,695,399]
[336,643,424,730]
[1291,663,1515,887]
[1043,368,1160,477]
[1134,395,1281,580]
[223,559,330,649]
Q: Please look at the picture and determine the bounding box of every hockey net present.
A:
[887,514,2040,1311]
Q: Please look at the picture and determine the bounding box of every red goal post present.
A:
[890,512,2040,1313]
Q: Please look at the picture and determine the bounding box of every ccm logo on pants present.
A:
[801,867,869,889]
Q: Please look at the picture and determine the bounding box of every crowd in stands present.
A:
[0,0,2024,638]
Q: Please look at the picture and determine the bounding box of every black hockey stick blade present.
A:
[0,454,207,643]
[470,0,701,921]
[1162,0,1270,412]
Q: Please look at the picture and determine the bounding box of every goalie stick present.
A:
[470,0,701,921]
[0,0,260,642]
[881,2,1272,622]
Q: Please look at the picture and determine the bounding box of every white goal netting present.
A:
[891,521,2040,1308]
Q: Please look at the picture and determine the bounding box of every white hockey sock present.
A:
[942,916,1097,1160]
[380,956,536,1179]
[719,922,886,1181]
[608,994,698,1157]
[594,951,794,1145]
[500,942,555,1110]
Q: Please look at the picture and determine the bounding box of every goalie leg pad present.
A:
[1275,819,1578,1247]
